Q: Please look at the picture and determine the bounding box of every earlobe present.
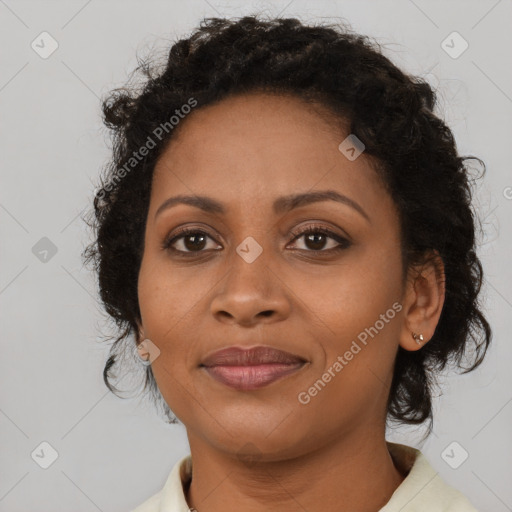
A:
[398,250,446,352]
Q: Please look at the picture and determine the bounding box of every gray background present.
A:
[1,0,511,510]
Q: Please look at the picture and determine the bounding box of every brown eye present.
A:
[162,228,221,254]
[161,224,351,257]
[181,232,208,251]
[288,226,351,252]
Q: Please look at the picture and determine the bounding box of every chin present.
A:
[207,414,311,459]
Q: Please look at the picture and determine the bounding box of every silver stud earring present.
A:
[412,332,424,345]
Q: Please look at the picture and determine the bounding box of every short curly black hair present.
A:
[82,14,492,435]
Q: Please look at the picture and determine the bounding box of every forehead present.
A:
[150,92,389,219]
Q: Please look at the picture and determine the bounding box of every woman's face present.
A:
[137,92,411,459]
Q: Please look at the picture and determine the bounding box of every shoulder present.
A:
[130,489,162,512]
[381,442,479,511]
[129,454,192,512]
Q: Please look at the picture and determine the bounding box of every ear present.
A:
[398,249,446,351]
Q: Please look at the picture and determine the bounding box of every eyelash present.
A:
[161,224,351,257]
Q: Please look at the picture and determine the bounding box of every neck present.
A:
[184,428,406,512]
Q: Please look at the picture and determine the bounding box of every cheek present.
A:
[137,253,200,336]
[137,262,192,418]
[292,269,402,429]
[137,255,210,381]
[137,259,185,367]
[294,246,402,330]
[291,243,403,375]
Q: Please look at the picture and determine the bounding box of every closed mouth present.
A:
[200,345,307,390]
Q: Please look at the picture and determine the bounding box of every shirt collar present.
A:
[152,441,476,511]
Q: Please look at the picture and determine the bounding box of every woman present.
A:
[83,14,491,512]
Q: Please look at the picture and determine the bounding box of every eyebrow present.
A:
[154,190,370,223]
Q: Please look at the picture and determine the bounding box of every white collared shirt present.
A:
[130,442,479,511]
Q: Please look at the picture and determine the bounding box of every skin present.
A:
[136,92,446,512]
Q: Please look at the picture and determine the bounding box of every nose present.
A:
[210,251,291,327]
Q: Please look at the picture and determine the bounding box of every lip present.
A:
[200,346,307,390]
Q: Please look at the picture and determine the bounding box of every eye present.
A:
[287,224,351,252]
[162,223,352,257]
[162,227,221,255]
